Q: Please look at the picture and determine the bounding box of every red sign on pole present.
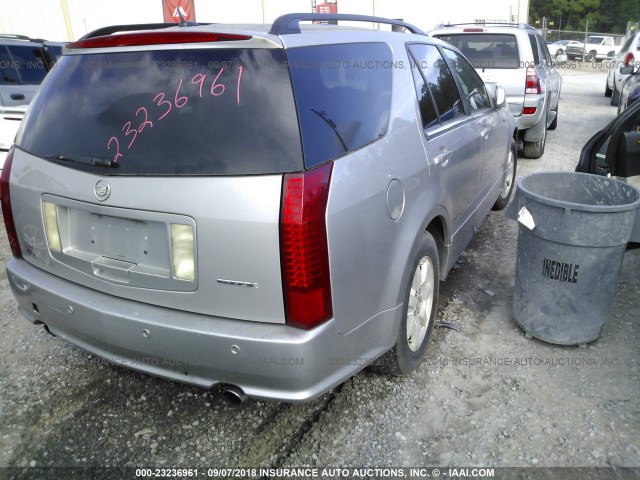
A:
[316,3,338,14]
[162,0,196,23]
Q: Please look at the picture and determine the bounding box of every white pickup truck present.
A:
[566,36,621,62]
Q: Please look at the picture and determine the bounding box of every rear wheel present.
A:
[523,125,546,159]
[375,232,439,376]
[493,143,517,211]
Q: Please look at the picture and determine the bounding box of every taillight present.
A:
[67,32,251,49]
[280,163,333,330]
[624,52,635,67]
[1,147,22,258]
[525,66,541,94]
[463,28,485,32]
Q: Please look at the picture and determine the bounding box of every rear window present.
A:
[287,43,392,168]
[0,44,50,85]
[17,48,304,175]
[434,33,520,69]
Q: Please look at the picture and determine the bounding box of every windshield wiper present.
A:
[44,154,119,169]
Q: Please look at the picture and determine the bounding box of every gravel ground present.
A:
[0,65,639,480]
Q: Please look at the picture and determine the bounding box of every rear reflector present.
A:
[67,32,252,49]
[280,163,333,330]
[170,224,195,281]
[0,147,21,258]
[525,66,541,94]
[523,107,537,115]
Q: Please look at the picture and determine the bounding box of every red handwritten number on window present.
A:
[107,137,122,163]
[175,78,188,107]
[136,107,153,132]
[110,65,245,162]
[153,92,172,120]
[210,68,225,96]
[122,121,138,149]
[191,73,206,98]
[237,66,243,104]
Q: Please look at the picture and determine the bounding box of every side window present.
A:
[288,43,392,168]
[528,33,541,64]
[6,45,49,84]
[0,46,20,85]
[539,41,553,65]
[410,59,439,129]
[408,43,465,125]
[442,48,492,112]
[604,38,613,46]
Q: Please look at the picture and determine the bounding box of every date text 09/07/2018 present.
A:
[134,467,496,478]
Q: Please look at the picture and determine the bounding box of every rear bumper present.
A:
[6,258,400,402]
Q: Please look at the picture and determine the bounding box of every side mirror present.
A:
[620,65,635,75]
[494,86,506,108]
[554,53,568,65]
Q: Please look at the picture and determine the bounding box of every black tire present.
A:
[585,50,597,62]
[605,82,612,97]
[493,143,517,211]
[611,85,620,106]
[548,104,558,131]
[375,232,439,376]
[523,125,546,159]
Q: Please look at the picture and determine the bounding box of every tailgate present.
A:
[9,150,287,323]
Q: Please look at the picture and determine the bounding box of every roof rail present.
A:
[269,13,425,35]
[0,33,47,43]
[435,22,532,29]
[79,22,209,40]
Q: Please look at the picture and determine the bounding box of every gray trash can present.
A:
[506,172,640,345]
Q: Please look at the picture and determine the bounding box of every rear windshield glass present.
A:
[16,48,303,175]
[434,34,520,69]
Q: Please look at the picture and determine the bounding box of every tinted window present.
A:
[408,44,464,123]
[287,43,392,168]
[6,45,49,84]
[410,58,439,129]
[442,49,491,111]
[17,49,304,175]
[0,46,20,84]
[434,34,519,69]
[528,33,541,64]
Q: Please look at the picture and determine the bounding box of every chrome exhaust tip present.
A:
[221,385,247,404]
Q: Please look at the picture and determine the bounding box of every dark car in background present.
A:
[577,96,640,188]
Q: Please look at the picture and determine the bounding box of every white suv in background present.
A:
[606,32,640,106]
[429,23,562,159]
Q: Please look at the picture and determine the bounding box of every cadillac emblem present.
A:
[94,180,111,201]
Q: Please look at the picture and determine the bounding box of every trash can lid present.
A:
[516,171,640,213]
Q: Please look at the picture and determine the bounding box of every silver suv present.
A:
[429,23,562,159]
[2,13,517,402]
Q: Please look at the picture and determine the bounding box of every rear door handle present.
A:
[433,148,452,167]
[481,128,491,140]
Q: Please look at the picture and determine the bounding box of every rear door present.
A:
[408,43,483,239]
[441,47,508,194]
